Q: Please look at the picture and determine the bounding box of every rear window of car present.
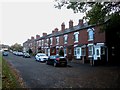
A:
[50,56,60,59]
[40,54,46,56]
[50,56,56,59]
[37,54,46,57]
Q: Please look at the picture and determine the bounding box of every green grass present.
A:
[2,57,22,88]
[0,53,2,89]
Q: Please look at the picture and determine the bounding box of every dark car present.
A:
[23,53,31,58]
[2,51,8,56]
[46,55,67,67]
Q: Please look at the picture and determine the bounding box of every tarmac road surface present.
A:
[3,52,120,89]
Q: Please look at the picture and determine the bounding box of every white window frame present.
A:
[46,38,49,46]
[64,48,67,57]
[56,37,59,45]
[87,28,94,41]
[81,47,86,56]
[42,40,44,46]
[74,32,79,43]
[64,34,68,44]
[87,44,94,57]
[50,38,52,45]
[74,47,77,56]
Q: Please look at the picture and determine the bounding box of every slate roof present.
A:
[35,23,96,41]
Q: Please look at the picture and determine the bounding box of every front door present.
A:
[76,47,81,59]
[94,48,100,60]
[48,49,50,56]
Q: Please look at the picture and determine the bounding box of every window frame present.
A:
[56,37,59,45]
[74,32,79,43]
[87,28,94,41]
[87,44,94,57]
[64,34,68,44]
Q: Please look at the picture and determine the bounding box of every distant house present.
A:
[0,44,9,51]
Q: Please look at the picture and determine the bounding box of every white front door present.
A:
[94,47,100,60]
[76,47,81,59]
[48,49,50,56]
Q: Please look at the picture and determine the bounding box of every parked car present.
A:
[2,51,8,56]
[18,52,24,56]
[35,53,48,62]
[46,55,67,67]
[23,53,30,58]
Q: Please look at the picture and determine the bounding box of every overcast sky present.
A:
[0,0,85,46]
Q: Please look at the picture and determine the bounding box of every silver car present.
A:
[35,53,48,62]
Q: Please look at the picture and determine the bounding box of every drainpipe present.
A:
[92,29,95,66]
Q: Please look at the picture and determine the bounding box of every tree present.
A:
[10,43,23,51]
[28,48,33,54]
[54,0,120,38]
[59,49,64,56]
[54,1,120,24]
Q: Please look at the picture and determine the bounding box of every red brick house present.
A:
[23,19,107,65]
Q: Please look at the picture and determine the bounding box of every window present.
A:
[50,38,52,45]
[42,40,44,46]
[46,39,49,46]
[87,28,94,41]
[88,45,93,56]
[81,48,86,56]
[77,48,80,55]
[64,48,67,56]
[96,49,99,55]
[56,37,59,45]
[74,47,77,56]
[74,32,79,43]
[64,35,68,44]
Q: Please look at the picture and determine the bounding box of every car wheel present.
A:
[46,61,48,65]
[64,64,67,67]
[54,62,57,67]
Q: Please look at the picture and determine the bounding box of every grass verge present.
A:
[0,53,2,89]
[2,57,26,89]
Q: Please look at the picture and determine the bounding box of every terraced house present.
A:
[23,19,114,65]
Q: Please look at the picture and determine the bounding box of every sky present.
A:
[0,0,85,46]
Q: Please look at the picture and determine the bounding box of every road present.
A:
[3,52,120,89]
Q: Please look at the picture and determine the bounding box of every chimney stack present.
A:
[69,20,73,28]
[43,33,47,36]
[78,19,83,26]
[61,22,65,32]
[52,30,55,34]
[31,36,34,40]
[54,28,58,33]
[36,35,40,39]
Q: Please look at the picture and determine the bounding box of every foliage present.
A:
[0,54,2,89]
[54,0,120,38]
[28,48,33,54]
[104,12,120,39]
[59,49,64,56]
[10,43,23,51]
[54,1,120,24]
